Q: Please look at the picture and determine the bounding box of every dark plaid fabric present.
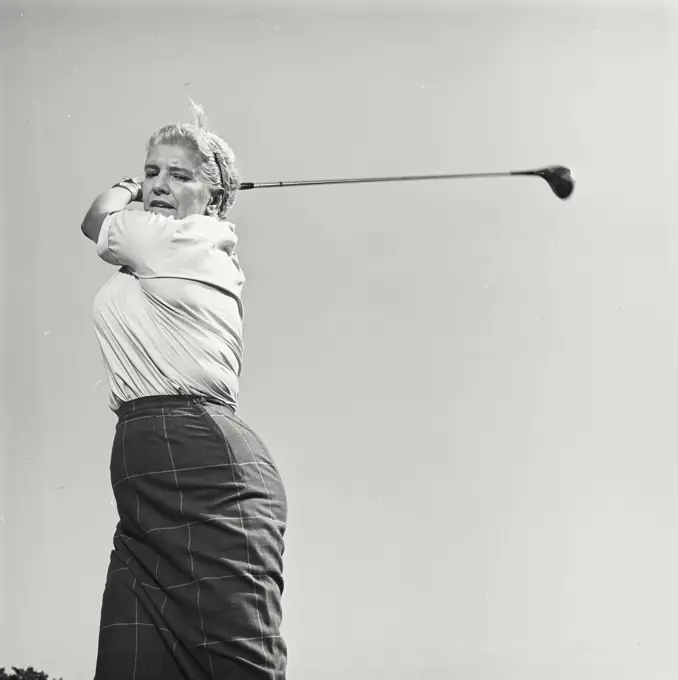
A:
[94,395,288,680]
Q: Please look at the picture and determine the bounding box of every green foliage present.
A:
[0,668,63,680]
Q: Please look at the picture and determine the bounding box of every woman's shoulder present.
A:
[177,215,239,253]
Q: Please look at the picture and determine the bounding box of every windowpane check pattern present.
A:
[94,396,288,680]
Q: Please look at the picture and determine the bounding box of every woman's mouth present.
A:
[150,200,174,209]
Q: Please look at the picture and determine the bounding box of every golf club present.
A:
[239,165,575,200]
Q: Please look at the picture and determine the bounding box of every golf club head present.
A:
[536,165,575,200]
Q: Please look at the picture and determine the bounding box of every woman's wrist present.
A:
[112,177,143,203]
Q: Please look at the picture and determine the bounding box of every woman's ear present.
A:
[206,187,225,217]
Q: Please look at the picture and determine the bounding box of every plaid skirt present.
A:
[94,395,288,680]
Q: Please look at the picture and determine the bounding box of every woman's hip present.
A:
[109,395,287,536]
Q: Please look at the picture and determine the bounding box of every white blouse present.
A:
[92,209,245,411]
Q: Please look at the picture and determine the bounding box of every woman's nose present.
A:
[152,173,170,193]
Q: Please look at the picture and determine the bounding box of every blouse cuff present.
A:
[96,212,121,265]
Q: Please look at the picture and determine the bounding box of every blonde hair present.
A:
[146,99,240,217]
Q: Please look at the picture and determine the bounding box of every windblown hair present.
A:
[146,99,240,218]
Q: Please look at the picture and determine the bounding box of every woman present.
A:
[81,101,288,680]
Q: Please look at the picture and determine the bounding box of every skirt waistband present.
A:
[115,395,233,419]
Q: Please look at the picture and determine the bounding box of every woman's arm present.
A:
[81,178,143,243]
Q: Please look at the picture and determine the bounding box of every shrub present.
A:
[0,668,63,680]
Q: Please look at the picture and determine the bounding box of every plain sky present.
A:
[1,1,677,679]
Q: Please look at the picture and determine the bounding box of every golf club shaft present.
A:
[239,169,535,191]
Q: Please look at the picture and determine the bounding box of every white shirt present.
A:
[92,209,245,411]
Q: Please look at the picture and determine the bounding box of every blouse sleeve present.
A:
[95,210,245,301]
[97,210,184,275]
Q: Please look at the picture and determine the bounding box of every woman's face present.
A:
[143,143,220,220]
